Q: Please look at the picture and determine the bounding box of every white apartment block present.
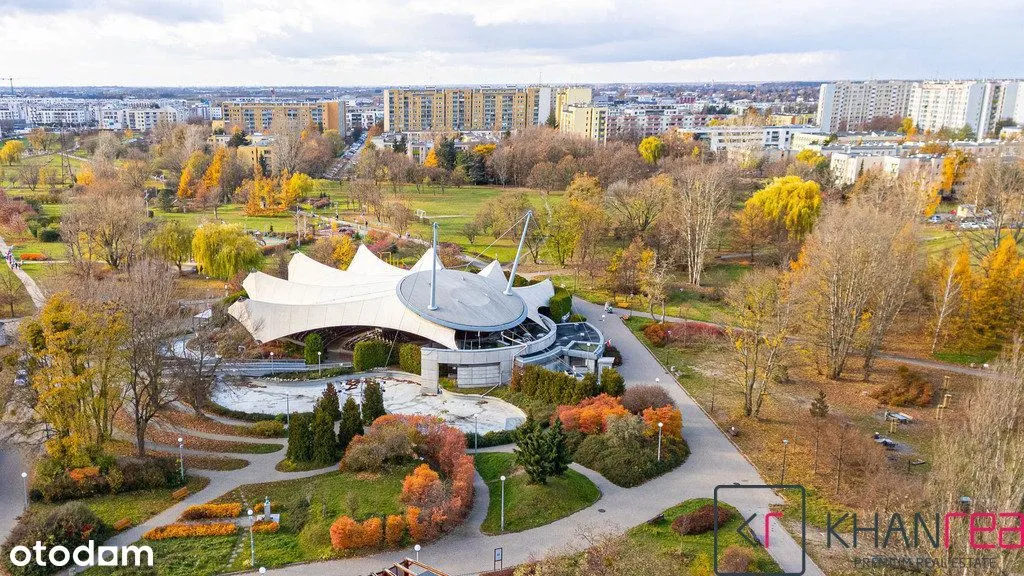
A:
[815,81,914,133]
[346,107,384,131]
[907,80,1021,137]
[30,107,92,126]
[606,106,722,139]
[688,125,818,152]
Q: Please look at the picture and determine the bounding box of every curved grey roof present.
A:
[396,270,528,332]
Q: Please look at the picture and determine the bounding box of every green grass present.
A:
[87,535,239,576]
[627,498,781,573]
[0,264,36,317]
[275,458,331,472]
[933,349,998,366]
[12,238,67,260]
[208,465,415,561]
[230,532,305,571]
[624,316,727,398]
[19,261,65,285]
[28,475,210,527]
[474,452,600,534]
[151,203,298,234]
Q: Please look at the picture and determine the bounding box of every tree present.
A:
[860,220,920,380]
[637,136,666,164]
[543,201,581,266]
[423,148,439,168]
[191,222,263,279]
[61,190,146,274]
[928,247,971,353]
[962,157,1024,256]
[28,128,48,151]
[606,174,672,236]
[725,269,789,417]
[0,140,25,165]
[308,234,357,269]
[0,268,22,317]
[304,333,325,365]
[436,137,456,171]
[742,175,822,246]
[809,390,830,418]
[514,417,553,484]
[338,397,363,451]
[311,404,338,464]
[606,237,655,296]
[321,382,341,421]
[22,292,127,464]
[362,380,386,426]
[663,162,734,285]
[175,311,221,414]
[564,173,603,204]
[286,412,313,462]
[547,417,570,476]
[149,221,194,274]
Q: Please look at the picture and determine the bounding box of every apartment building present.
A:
[347,107,384,131]
[907,80,1020,137]
[222,99,344,134]
[559,105,608,143]
[815,81,914,133]
[383,87,552,133]
[689,125,818,152]
[554,87,593,119]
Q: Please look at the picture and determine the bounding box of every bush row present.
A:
[178,503,241,521]
[398,343,421,374]
[31,456,182,504]
[353,339,395,372]
[547,288,572,321]
[510,365,600,406]
[2,504,110,576]
[465,429,516,448]
[143,522,238,540]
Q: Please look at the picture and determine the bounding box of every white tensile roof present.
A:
[228,245,553,349]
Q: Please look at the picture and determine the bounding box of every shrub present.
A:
[3,503,110,576]
[353,339,393,371]
[466,429,516,449]
[39,226,61,242]
[643,322,668,347]
[143,522,238,540]
[362,379,387,426]
[574,433,689,488]
[401,464,443,507]
[600,368,625,396]
[252,520,280,534]
[341,421,414,473]
[304,333,324,365]
[179,503,241,520]
[871,366,935,407]
[720,545,755,573]
[621,385,675,413]
[642,405,683,440]
[249,420,285,437]
[510,365,599,405]
[18,252,48,261]
[384,515,405,547]
[671,504,734,536]
[117,456,181,492]
[399,343,421,374]
[555,394,630,434]
[604,344,623,366]
[547,288,572,321]
[329,516,383,550]
[67,466,101,483]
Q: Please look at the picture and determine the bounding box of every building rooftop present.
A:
[396,269,527,332]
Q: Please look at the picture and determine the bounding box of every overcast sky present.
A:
[2,0,1022,87]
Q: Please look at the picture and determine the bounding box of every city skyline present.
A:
[2,0,1022,87]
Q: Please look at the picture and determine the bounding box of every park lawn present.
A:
[208,465,415,561]
[151,204,298,234]
[12,238,67,260]
[624,316,728,399]
[0,264,36,318]
[89,535,239,576]
[19,260,66,288]
[28,475,210,527]
[474,452,600,535]
[627,498,780,573]
[229,532,305,572]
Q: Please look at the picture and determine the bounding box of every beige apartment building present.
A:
[560,105,608,143]
[221,100,344,133]
[383,87,553,133]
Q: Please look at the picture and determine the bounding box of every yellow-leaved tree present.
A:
[743,175,822,240]
[191,222,263,279]
[637,136,666,165]
[423,148,439,168]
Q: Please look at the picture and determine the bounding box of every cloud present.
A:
[1,0,1022,85]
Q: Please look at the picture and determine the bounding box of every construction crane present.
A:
[0,77,13,96]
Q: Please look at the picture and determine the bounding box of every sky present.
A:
[1,0,1022,87]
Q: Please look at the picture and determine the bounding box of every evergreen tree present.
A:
[310,404,338,464]
[547,417,570,477]
[514,417,552,484]
[321,382,341,421]
[437,138,457,171]
[338,396,364,451]
[809,390,830,418]
[304,333,324,365]
[362,380,386,426]
[600,368,625,396]
[286,412,313,462]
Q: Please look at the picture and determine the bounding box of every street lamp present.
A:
[21,471,28,507]
[657,422,664,462]
[177,437,185,482]
[781,439,790,484]
[473,414,478,454]
[285,391,290,429]
[247,509,256,568]
[258,568,266,575]
[269,352,274,368]
[414,544,421,562]
[655,377,660,385]
[317,351,322,377]
[500,475,507,533]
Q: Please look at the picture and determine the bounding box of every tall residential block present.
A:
[559,105,608,142]
[221,100,344,134]
[815,81,913,133]
[383,87,552,133]
[908,80,1020,137]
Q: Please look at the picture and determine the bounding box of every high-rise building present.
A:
[815,81,914,133]
[908,80,1020,137]
[554,87,593,119]
[382,87,552,133]
[221,99,344,134]
[559,104,608,142]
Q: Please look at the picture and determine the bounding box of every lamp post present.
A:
[317,351,322,377]
[781,439,790,484]
[414,544,421,562]
[177,437,185,482]
[269,352,274,369]
[500,475,507,533]
[473,414,478,454]
[21,471,28,507]
[285,392,290,428]
[657,422,664,462]
[258,568,266,575]
[247,509,256,568]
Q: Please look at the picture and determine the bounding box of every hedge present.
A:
[143,522,238,540]
[207,401,288,423]
[509,365,599,405]
[353,339,393,371]
[465,429,517,449]
[398,343,421,374]
[3,504,111,576]
[547,287,572,321]
[178,503,241,521]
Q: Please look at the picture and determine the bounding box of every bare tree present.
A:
[665,161,734,286]
[928,249,967,353]
[0,267,22,317]
[175,312,223,415]
[726,269,789,417]
[605,174,671,236]
[861,221,920,380]
[61,188,147,274]
[962,155,1024,260]
[269,119,303,175]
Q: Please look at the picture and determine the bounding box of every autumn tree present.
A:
[637,136,666,165]
[726,269,789,417]
[61,188,147,274]
[606,173,672,236]
[741,175,822,261]
[191,222,263,279]
[962,156,1024,256]
[542,201,581,266]
[0,140,25,165]
[659,161,734,286]
[149,221,194,274]
[0,268,23,317]
[308,234,357,269]
[606,237,655,296]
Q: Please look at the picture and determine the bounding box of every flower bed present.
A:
[178,503,242,521]
[143,522,238,540]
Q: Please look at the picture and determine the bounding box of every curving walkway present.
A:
[0,234,46,309]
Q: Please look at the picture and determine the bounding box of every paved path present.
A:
[0,235,45,309]
[0,447,27,542]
